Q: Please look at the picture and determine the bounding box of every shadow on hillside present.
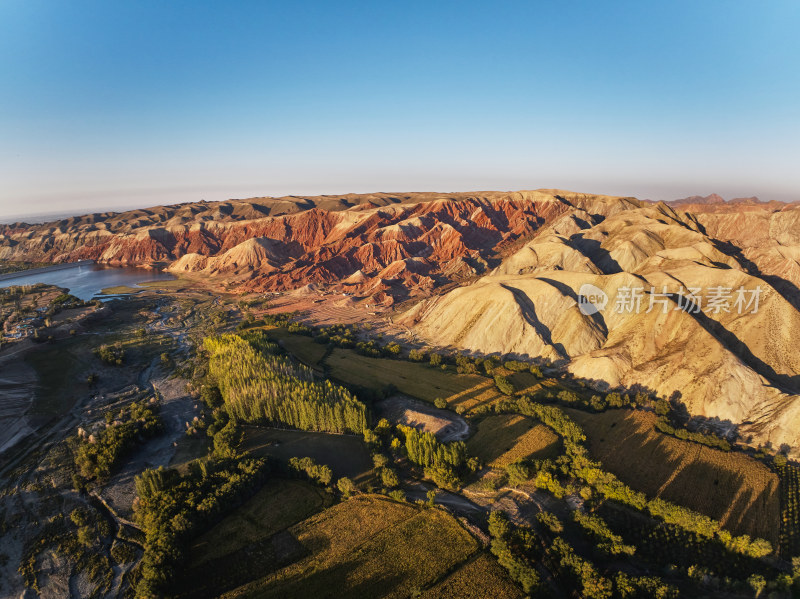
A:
[569,237,623,274]
[671,292,800,394]
[499,283,568,360]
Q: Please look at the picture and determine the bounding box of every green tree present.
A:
[494,375,514,396]
[381,468,399,488]
[747,574,766,597]
[426,488,437,507]
[506,460,532,486]
[388,489,405,502]
[337,477,356,498]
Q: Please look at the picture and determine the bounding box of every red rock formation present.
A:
[0,190,635,300]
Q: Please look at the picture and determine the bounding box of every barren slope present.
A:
[402,202,800,454]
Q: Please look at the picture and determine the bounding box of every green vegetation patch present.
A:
[325,347,481,403]
[98,285,143,295]
[205,333,367,434]
[776,462,800,558]
[263,326,328,366]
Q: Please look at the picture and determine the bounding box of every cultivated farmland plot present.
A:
[566,408,780,543]
[324,347,481,402]
[218,496,481,599]
[467,414,560,468]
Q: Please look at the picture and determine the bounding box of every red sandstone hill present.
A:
[0,190,634,304]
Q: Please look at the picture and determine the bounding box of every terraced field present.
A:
[467,414,561,468]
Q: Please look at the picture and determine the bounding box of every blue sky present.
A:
[1,1,798,219]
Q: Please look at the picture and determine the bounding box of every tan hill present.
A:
[400,201,800,455]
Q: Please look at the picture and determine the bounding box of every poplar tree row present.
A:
[398,425,466,470]
[204,333,367,434]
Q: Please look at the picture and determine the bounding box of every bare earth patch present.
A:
[377,394,470,442]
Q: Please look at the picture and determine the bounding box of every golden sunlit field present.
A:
[444,380,505,413]
[325,348,482,402]
[467,414,560,468]
[566,408,781,543]
[420,553,525,599]
[220,495,480,599]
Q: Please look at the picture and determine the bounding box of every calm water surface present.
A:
[0,264,175,300]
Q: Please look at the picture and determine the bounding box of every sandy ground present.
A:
[376,394,470,442]
[101,371,198,520]
[0,340,38,453]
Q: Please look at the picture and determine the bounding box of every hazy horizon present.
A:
[0,185,794,225]
[2,1,799,219]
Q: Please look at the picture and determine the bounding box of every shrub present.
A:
[494,375,514,396]
[381,468,400,488]
[409,349,425,362]
[94,342,125,365]
[506,460,533,486]
[337,477,356,498]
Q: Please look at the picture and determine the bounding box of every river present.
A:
[0,263,175,300]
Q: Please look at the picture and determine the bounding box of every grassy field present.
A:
[467,414,560,468]
[190,479,329,566]
[263,327,328,366]
[219,495,480,599]
[444,380,506,413]
[566,408,781,543]
[98,285,143,295]
[420,552,524,599]
[506,370,543,394]
[177,479,330,598]
[169,434,211,469]
[242,426,374,485]
[324,348,482,403]
[136,276,193,291]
